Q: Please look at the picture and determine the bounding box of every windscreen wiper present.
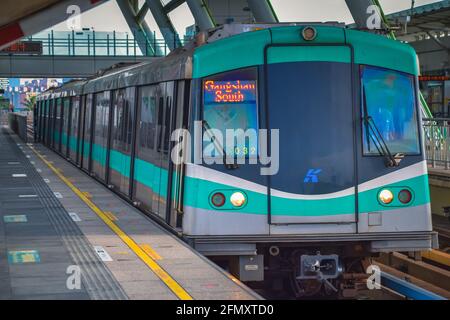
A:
[362,87,404,168]
[202,120,239,170]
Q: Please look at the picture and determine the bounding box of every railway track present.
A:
[375,251,450,300]
[435,226,450,251]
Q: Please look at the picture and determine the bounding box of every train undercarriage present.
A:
[191,233,438,299]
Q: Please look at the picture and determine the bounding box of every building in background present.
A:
[0,78,70,110]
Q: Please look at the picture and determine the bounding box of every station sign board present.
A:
[419,75,450,82]
[0,41,43,55]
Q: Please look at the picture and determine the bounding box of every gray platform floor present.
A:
[1,128,258,300]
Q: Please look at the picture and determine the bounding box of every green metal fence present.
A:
[423,118,450,170]
[24,30,191,57]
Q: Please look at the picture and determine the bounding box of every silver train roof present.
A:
[38,48,193,101]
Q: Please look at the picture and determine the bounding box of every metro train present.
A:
[35,24,437,297]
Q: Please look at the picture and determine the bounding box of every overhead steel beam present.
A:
[247,0,278,23]
[345,0,387,30]
[136,3,150,24]
[145,0,181,50]
[116,0,161,56]
[186,0,215,31]
[0,0,109,50]
[164,0,186,14]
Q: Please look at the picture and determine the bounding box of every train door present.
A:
[42,100,48,144]
[92,91,111,182]
[35,101,41,141]
[81,94,94,172]
[38,101,43,142]
[54,98,62,151]
[48,99,55,147]
[37,101,41,141]
[35,101,39,141]
[168,80,189,228]
[69,96,81,163]
[152,82,174,220]
[161,81,175,222]
[45,100,50,145]
[61,97,70,157]
[109,88,135,196]
[133,85,159,213]
[265,45,357,229]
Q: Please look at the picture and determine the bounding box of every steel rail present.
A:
[380,271,447,300]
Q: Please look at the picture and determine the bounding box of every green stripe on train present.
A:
[193,26,418,78]
[183,173,430,216]
[71,140,169,196]
[66,135,429,217]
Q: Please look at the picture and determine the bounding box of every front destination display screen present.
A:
[203,80,259,158]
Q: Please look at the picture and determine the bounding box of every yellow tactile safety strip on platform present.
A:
[104,211,118,221]
[140,244,162,261]
[29,145,193,300]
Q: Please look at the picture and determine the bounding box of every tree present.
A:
[24,95,37,111]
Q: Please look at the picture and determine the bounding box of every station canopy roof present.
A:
[387,0,450,42]
[0,0,60,29]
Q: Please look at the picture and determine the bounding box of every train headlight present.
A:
[230,192,246,207]
[398,189,412,204]
[379,189,394,204]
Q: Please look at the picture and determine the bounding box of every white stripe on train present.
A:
[185,161,427,200]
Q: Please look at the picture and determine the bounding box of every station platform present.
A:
[0,127,260,300]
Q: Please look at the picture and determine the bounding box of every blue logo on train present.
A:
[304,169,322,183]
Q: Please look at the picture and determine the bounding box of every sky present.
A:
[50,0,443,37]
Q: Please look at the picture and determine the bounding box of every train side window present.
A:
[163,96,172,153]
[157,96,164,151]
[124,87,135,151]
[81,94,94,171]
[92,91,111,181]
[137,85,157,161]
[69,96,80,161]
[61,97,71,156]
[126,94,134,147]
[202,67,259,159]
[54,98,62,150]
[111,87,135,153]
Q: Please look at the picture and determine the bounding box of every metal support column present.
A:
[345,0,386,30]
[186,0,215,31]
[116,0,162,56]
[145,0,181,50]
[247,0,278,23]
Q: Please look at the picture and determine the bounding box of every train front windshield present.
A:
[361,66,421,155]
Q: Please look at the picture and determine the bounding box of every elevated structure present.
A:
[0,0,417,57]
[3,1,445,79]
[388,0,450,74]
[0,0,109,49]
[0,0,279,53]
[0,55,154,78]
[388,0,450,42]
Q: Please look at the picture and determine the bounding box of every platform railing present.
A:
[7,112,29,143]
[423,118,450,170]
[0,110,9,126]
[18,31,191,57]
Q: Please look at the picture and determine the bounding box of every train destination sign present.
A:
[204,80,257,103]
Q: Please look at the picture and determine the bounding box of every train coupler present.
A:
[297,252,343,291]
